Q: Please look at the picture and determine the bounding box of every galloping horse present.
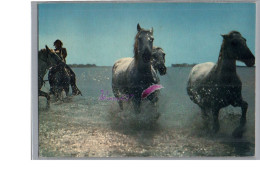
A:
[38,45,64,105]
[151,46,167,76]
[112,24,159,113]
[187,31,255,138]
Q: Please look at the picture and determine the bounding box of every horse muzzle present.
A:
[158,66,167,75]
[241,49,255,67]
[244,55,255,67]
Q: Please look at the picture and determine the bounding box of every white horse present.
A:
[112,24,159,113]
[187,31,255,138]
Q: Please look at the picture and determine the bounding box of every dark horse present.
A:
[151,46,167,76]
[38,45,64,106]
[112,24,159,113]
[48,63,71,101]
[48,64,82,101]
[187,31,255,138]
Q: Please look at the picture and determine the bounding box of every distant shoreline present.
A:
[68,64,254,68]
[68,64,97,68]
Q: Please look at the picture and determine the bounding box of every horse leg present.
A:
[39,90,50,107]
[112,86,123,110]
[64,85,70,97]
[200,107,209,129]
[232,100,248,138]
[66,66,82,96]
[132,96,141,114]
[212,107,220,133]
[147,93,160,119]
[118,100,123,111]
[48,67,57,95]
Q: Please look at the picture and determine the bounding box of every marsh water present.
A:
[39,67,255,158]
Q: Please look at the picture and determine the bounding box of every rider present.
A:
[49,39,81,96]
[53,39,67,63]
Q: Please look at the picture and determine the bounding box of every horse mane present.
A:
[133,31,141,60]
[39,48,46,54]
[218,38,226,63]
[228,31,241,37]
[217,31,241,65]
[38,48,56,57]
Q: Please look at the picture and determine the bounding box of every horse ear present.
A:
[137,23,141,32]
[221,34,229,40]
[150,27,153,34]
[45,45,50,52]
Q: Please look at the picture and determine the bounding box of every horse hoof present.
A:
[46,101,50,108]
[232,127,245,138]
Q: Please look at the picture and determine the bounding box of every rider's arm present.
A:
[62,48,67,59]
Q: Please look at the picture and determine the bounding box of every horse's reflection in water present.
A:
[187,31,255,138]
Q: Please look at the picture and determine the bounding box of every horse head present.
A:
[134,23,154,63]
[45,45,63,67]
[152,46,166,75]
[221,31,255,67]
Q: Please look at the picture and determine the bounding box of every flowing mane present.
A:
[133,31,141,60]
[217,31,242,59]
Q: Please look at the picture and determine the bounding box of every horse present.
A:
[49,64,82,97]
[38,45,64,106]
[187,31,255,138]
[151,46,167,76]
[112,23,159,113]
[48,64,82,101]
[48,63,71,101]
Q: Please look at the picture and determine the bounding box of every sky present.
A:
[38,3,255,66]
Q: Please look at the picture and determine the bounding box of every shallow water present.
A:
[39,67,255,158]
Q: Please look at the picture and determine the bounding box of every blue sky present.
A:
[38,3,255,66]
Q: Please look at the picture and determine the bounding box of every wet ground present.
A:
[38,67,255,158]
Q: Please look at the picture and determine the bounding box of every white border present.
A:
[31,0,260,160]
[0,0,259,186]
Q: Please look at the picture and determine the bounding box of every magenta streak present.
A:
[141,84,164,99]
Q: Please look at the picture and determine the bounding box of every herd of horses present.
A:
[38,23,255,138]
